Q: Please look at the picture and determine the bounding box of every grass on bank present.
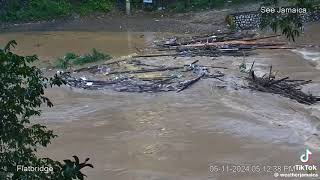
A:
[54,48,112,69]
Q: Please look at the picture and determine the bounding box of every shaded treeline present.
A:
[0,0,115,22]
[0,0,261,22]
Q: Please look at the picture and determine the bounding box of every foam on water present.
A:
[292,48,320,69]
[219,90,320,147]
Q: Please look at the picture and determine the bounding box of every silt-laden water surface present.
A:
[2,26,320,179]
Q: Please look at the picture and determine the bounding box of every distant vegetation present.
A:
[0,0,262,22]
[0,0,316,42]
[168,0,260,12]
[260,0,317,41]
[54,48,112,69]
[0,0,115,22]
[77,0,114,15]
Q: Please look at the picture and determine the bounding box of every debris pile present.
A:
[247,63,320,105]
[61,60,225,93]
[150,33,291,58]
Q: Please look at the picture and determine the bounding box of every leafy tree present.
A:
[261,0,316,41]
[0,40,93,179]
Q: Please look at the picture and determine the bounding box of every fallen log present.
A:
[74,59,132,73]
[176,32,256,46]
[183,41,286,48]
[107,66,184,75]
[242,34,281,41]
[132,53,180,58]
[74,65,100,73]
[289,80,312,87]
[202,65,228,69]
[177,74,205,92]
[204,74,225,81]
[157,32,291,58]
[267,77,289,86]
[254,46,295,50]
[105,59,130,65]
[191,60,199,65]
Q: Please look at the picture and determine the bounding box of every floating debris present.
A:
[247,63,320,105]
[55,32,319,105]
[60,60,225,93]
[149,33,290,58]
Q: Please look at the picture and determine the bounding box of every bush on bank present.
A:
[0,40,94,179]
[54,49,112,69]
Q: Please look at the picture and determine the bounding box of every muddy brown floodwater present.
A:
[0,31,155,61]
[2,24,320,180]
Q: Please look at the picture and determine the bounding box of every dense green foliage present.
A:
[55,49,112,69]
[0,0,115,22]
[261,0,316,41]
[0,40,93,179]
[169,0,259,12]
[0,0,262,22]
[0,0,71,21]
[77,0,114,15]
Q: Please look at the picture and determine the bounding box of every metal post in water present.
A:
[126,0,131,15]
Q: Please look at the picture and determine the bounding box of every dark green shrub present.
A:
[0,40,93,179]
[54,52,79,69]
[21,0,71,20]
[54,49,112,69]
[169,1,186,12]
[0,0,24,21]
[65,52,78,60]
[169,0,259,12]
[0,0,71,22]
[73,48,112,65]
[77,0,114,15]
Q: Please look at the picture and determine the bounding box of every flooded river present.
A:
[0,31,154,60]
[2,24,320,180]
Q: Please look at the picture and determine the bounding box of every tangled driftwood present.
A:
[61,60,225,93]
[247,64,320,105]
[147,33,291,58]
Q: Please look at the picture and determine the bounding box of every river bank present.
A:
[0,2,263,34]
[1,9,319,179]
[0,9,232,34]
